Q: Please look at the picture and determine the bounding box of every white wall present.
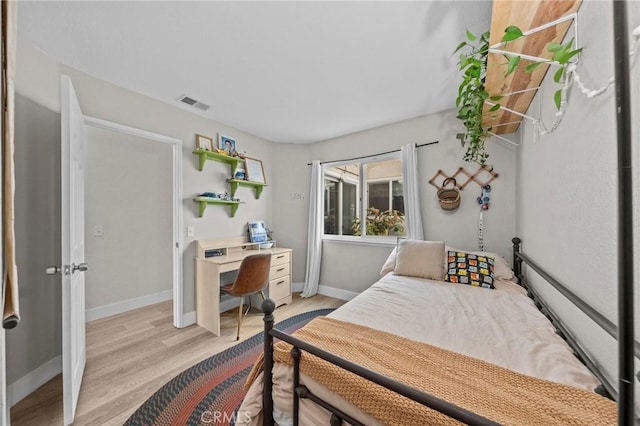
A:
[273,109,517,292]
[84,126,173,312]
[516,0,639,400]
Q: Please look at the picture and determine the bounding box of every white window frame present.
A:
[322,152,402,243]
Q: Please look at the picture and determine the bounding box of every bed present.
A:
[236,238,628,425]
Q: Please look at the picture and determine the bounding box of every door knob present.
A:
[46,263,87,275]
[72,262,89,273]
[46,266,61,275]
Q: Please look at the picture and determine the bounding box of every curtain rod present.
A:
[306,141,439,166]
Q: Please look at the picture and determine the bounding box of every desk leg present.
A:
[195,259,221,336]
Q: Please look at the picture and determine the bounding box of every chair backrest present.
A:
[226,253,272,296]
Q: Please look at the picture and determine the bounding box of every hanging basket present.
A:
[437,178,461,211]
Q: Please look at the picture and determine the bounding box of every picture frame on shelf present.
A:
[244,157,266,184]
[195,134,213,151]
[218,134,236,155]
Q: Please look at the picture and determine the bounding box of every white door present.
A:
[60,75,87,425]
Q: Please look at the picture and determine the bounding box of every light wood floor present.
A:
[10,293,344,426]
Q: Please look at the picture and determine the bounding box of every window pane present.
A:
[392,180,404,213]
[323,157,404,237]
[367,182,389,212]
[363,159,404,236]
[341,182,357,235]
[324,179,338,235]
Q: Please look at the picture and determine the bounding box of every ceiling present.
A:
[18,1,492,144]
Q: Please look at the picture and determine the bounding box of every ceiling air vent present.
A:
[177,94,210,111]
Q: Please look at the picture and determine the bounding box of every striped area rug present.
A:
[124,308,334,426]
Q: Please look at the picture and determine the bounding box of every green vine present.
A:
[454,30,502,165]
[501,26,582,109]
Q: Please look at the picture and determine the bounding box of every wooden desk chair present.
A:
[221,253,272,340]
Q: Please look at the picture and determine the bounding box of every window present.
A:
[323,154,405,238]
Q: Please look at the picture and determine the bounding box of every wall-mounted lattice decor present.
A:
[429,165,498,190]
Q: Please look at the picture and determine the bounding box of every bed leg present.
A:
[292,347,301,426]
[262,299,276,426]
[512,237,522,280]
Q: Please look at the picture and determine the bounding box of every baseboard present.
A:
[292,281,304,293]
[317,285,359,301]
[8,355,62,407]
[182,311,196,327]
[85,290,173,322]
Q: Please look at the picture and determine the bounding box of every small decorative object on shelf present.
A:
[234,169,246,180]
[218,134,237,156]
[244,157,266,184]
[195,134,214,151]
[248,220,268,243]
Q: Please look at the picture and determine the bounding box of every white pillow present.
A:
[379,247,397,276]
[394,240,445,280]
[445,245,514,280]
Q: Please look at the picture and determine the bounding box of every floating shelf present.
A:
[194,197,244,218]
[227,179,267,199]
[193,149,244,172]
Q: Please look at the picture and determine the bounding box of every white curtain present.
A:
[301,160,323,297]
[401,143,424,240]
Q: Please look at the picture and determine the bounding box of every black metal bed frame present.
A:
[260,237,638,425]
[258,3,636,422]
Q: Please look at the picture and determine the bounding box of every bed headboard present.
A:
[511,237,639,405]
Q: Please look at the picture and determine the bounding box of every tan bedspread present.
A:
[248,316,616,425]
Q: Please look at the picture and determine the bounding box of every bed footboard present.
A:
[256,236,636,425]
[260,299,499,426]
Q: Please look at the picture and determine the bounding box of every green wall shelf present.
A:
[193,149,265,217]
[194,197,244,218]
[227,179,267,199]
[193,149,243,172]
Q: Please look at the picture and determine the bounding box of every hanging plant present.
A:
[500,26,582,109]
[454,30,501,165]
[454,25,583,165]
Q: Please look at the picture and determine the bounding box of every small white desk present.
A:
[195,237,292,336]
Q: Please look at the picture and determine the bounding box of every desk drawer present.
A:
[271,252,290,267]
[270,263,290,280]
[269,275,291,302]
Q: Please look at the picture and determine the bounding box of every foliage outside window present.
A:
[352,207,405,236]
[323,155,405,238]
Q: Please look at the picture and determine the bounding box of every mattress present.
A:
[237,273,601,425]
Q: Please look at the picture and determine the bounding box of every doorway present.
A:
[83,117,184,327]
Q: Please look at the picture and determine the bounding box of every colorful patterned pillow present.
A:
[445,251,495,289]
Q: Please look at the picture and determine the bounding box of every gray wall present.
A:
[272,109,517,293]
[84,127,173,310]
[516,0,639,398]
[6,94,62,384]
